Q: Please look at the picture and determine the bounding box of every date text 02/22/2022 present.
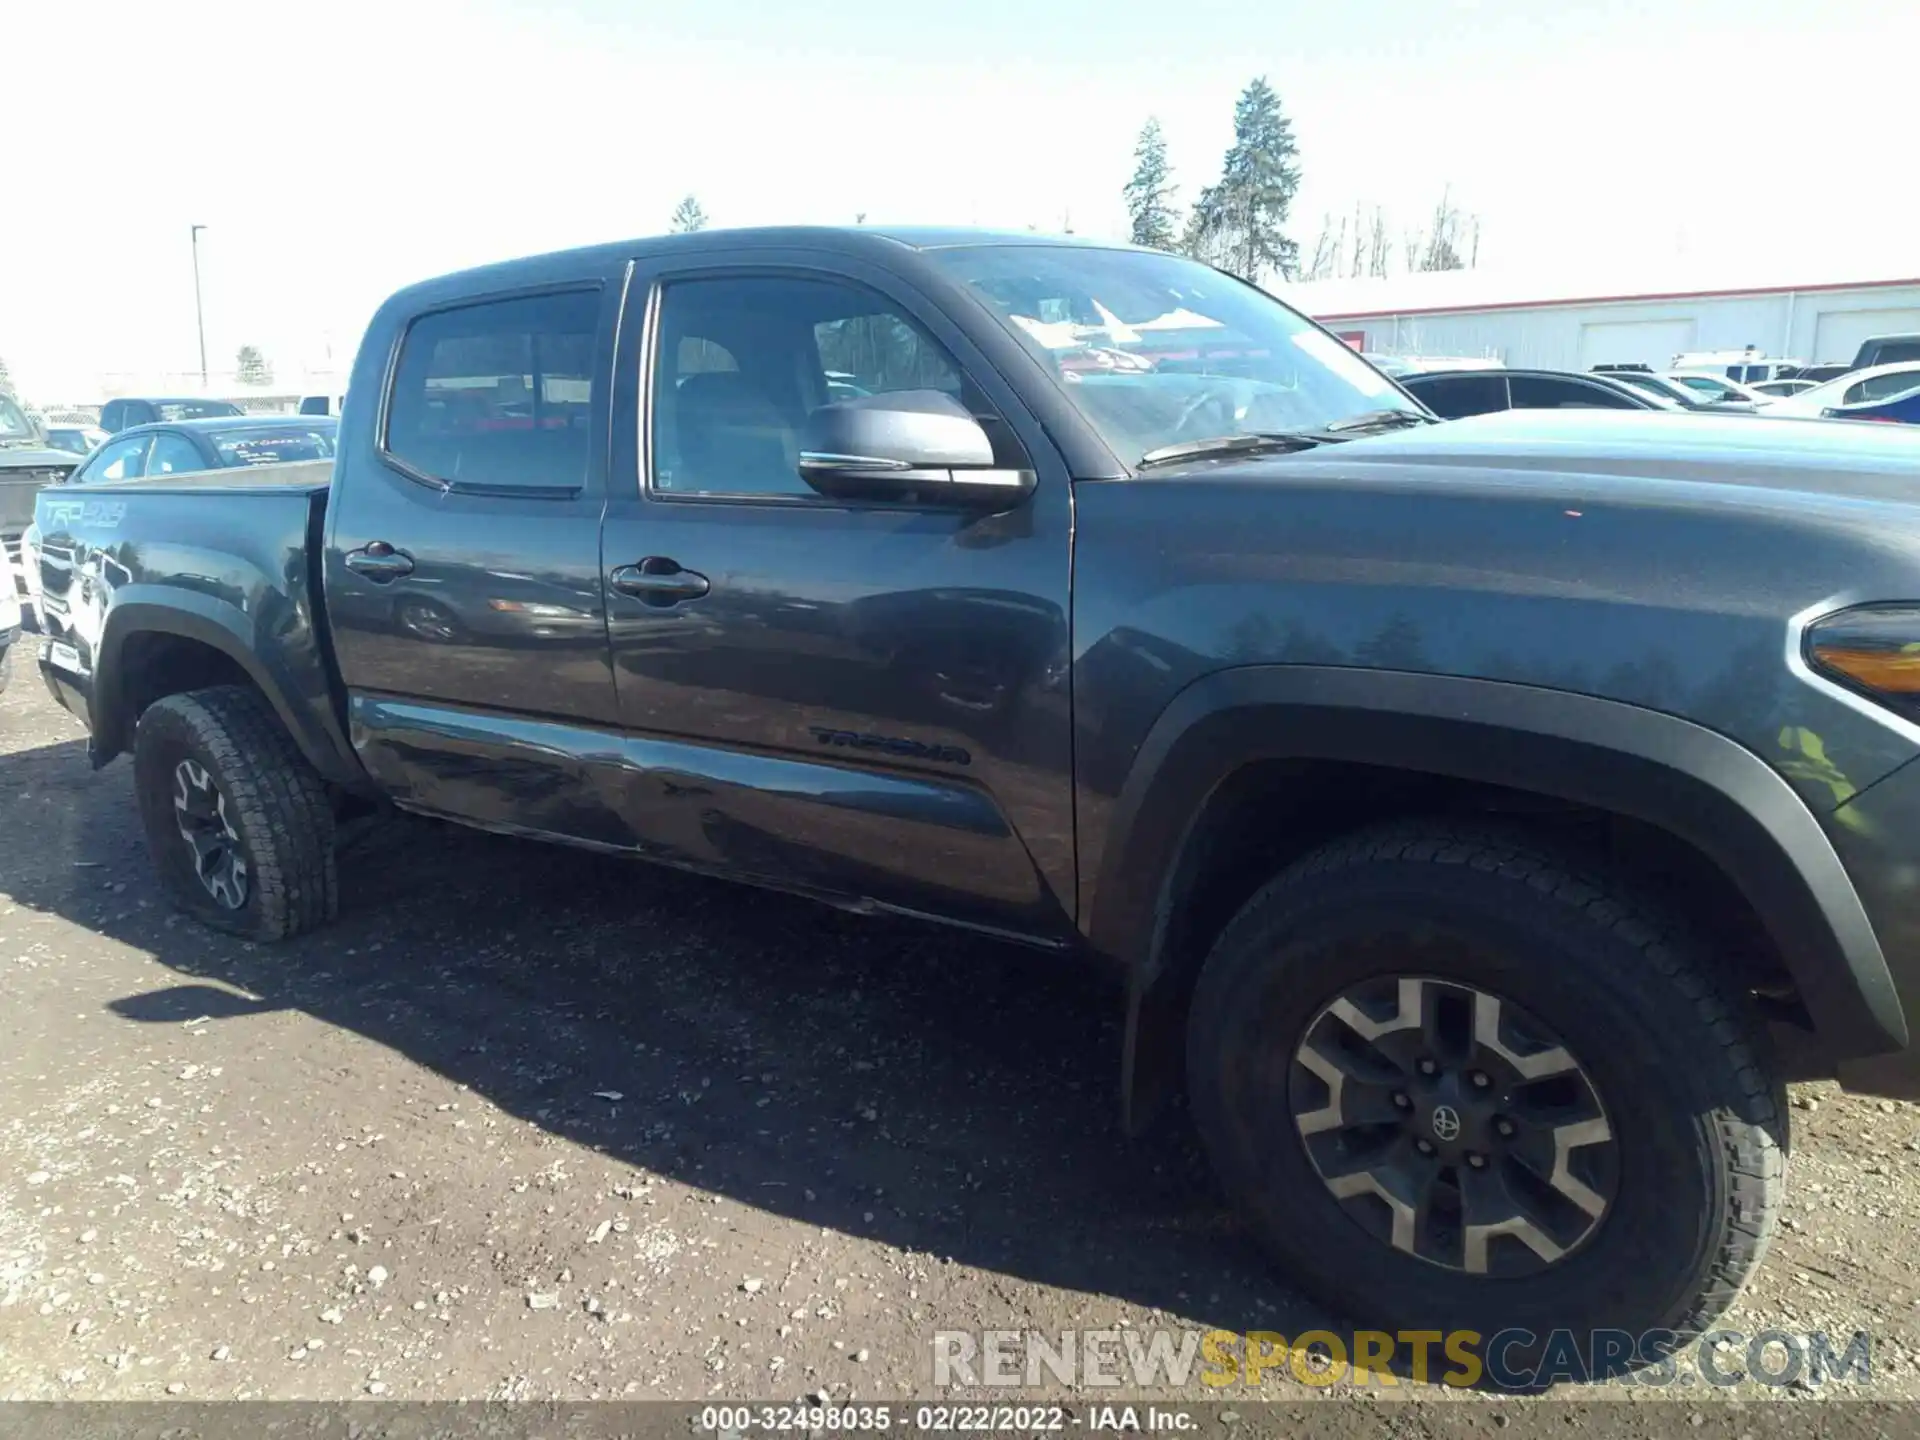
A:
[696,1405,1198,1433]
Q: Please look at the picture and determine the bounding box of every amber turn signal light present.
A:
[1807,605,1920,713]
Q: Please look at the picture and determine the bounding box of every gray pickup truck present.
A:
[0,392,80,565]
[30,226,1920,1366]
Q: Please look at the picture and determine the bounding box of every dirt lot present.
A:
[3,667,1920,1410]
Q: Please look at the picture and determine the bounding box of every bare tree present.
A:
[1303,213,1346,281]
[669,195,708,234]
[1403,186,1481,273]
[1364,206,1392,278]
[1337,193,1480,277]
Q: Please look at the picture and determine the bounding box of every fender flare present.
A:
[94,592,365,789]
[1094,665,1905,1130]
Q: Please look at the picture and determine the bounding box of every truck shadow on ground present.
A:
[0,730,1338,1348]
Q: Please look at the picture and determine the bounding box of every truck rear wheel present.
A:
[133,686,338,941]
[1185,823,1784,1378]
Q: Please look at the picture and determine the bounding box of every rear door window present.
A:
[383,289,601,492]
[80,435,149,482]
[145,432,208,475]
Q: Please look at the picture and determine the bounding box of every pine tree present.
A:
[0,355,13,397]
[235,345,272,386]
[670,195,708,234]
[1192,77,1302,283]
[1122,118,1180,251]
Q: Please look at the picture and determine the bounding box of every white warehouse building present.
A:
[1274,260,1920,373]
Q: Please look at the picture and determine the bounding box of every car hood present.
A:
[1277,408,1920,507]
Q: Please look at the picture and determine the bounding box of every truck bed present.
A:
[32,460,345,771]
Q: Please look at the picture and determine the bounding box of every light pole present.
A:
[189,224,208,389]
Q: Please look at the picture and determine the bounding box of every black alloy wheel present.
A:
[171,756,250,910]
[1292,975,1616,1278]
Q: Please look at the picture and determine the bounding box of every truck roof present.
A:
[383,225,1133,306]
[116,415,333,433]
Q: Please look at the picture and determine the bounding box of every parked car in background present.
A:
[1670,350,1795,384]
[1594,367,1753,410]
[42,423,109,455]
[1853,334,1920,370]
[1750,378,1821,398]
[99,396,246,433]
[1757,362,1920,425]
[60,416,339,484]
[297,393,347,417]
[0,393,81,566]
[1402,367,1676,419]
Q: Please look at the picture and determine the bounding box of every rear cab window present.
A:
[383,289,601,492]
[212,427,337,466]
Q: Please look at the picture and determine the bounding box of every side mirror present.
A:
[797,390,1034,508]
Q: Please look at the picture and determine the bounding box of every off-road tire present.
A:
[1186,822,1785,1375]
[133,686,338,940]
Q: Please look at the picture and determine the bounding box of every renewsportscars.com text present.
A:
[930,1327,1873,1390]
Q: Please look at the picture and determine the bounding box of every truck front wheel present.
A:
[133,686,338,941]
[1185,824,1785,1377]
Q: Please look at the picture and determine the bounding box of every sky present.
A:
[6,0,1916,399]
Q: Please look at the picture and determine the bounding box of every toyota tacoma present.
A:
[30,226,1920,1365]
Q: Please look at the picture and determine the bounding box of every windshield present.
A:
[211,424,337,466]
[1672,374,1731,396]
[0,395,36,441]
[157,400,246,422]
[928,245,1421,466]
[1610,372,1697,405]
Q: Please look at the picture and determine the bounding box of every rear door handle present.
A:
[610,558,710,606]
[344,541,415,581]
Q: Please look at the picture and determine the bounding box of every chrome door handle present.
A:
[344,541,415,581]
[610,559,710,606]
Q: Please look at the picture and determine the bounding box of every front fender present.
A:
[1092,665,1905,1130]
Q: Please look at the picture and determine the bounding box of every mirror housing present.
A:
[797,390,1034,507]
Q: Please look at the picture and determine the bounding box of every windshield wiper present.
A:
[1136,432,1326,470]
[1322,408,1437,433]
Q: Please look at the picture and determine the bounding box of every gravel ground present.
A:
[2,668,1919,1410]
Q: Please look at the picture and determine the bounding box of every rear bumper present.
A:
[1828,756,1920,1098]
